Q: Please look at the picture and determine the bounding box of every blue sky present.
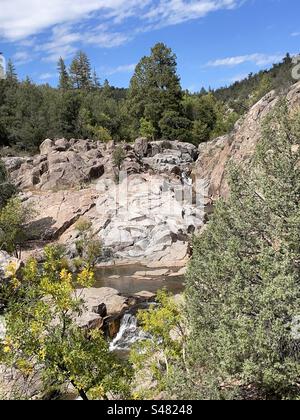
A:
[0,0,299,91]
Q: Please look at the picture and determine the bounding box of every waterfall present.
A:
[0,316,6,340]
[109,313,150,352]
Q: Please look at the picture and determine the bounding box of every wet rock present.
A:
[105,316,121,339]
[134,291,156,300]
[133,269,169,277]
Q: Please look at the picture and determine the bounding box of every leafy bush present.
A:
[0,198,32,257]
[159,111,192,142]
[0,245,131,400]
[112,146,126,170]
[185,103,300,400]
[74,217,102,268]
[0,160,16,209]
[130,290,185,399]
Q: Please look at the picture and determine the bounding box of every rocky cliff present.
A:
[194,81,300,199]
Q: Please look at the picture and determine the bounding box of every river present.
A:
[94,264,185,295]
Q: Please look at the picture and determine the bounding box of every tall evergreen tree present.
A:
[70,51,92,90]
[128,43,183,138]
[92,68,101,89]
[6,59,18,84]
[57,57,70,90]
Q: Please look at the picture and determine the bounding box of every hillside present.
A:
[213,53,296,112]
[0,49,298,155]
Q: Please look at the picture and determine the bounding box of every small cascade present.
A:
[0,316,6,340]
[181,171,193,186]
[109,313,150,352]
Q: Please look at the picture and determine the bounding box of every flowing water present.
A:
[0,316,5,340]
[95,264,185,354]
[109,313,151,353]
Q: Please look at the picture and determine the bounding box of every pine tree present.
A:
[128,43,183,138]
[6,59,18,83]
[185,102,300,399]
[57,57,70,90]
[70,51,92,90]
[92,68,101,89]
[102,79,111,96]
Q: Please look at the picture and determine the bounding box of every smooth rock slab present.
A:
[133,269,169,277]
[77,287,128,316]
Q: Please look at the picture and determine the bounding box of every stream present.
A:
[95,264,185,355]
[94,264,185,294]
[0,266,185,357]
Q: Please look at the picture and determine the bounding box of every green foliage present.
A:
[0,245,131,400]
[0,56,129,151]
[185,103,300,400]
[57,57,70,90]
[88,125,112,142]
[128,43,183,138]
[0,50,293,151]
[0,198,31,256]
[130,290,185,399]
[214,54,294,114]
[74,217,102,267]
[6,60,18,84]
[0,159,16,209]
[139,118,155,140]
[249,74,273,107]
[192,119,210,144]
[183,92,238,145]
[159,111,193,142]
[112,145,126,170]
[69,51,93,90]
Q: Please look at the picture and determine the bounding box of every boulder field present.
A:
[4,138,203,266]
[2,81,300,268]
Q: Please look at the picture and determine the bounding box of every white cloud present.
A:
[207,53,284,67]
[39,72,55,81]
[0,1,242,41]
[103,63,137,75]
[13,50,33,65]
[228,73,249,83]
[0,1,142,41]
[144,0,238,28]
[85,30,131,49]
[291,32,300,37]
[0,1,244,62]
[36,26,81,62]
